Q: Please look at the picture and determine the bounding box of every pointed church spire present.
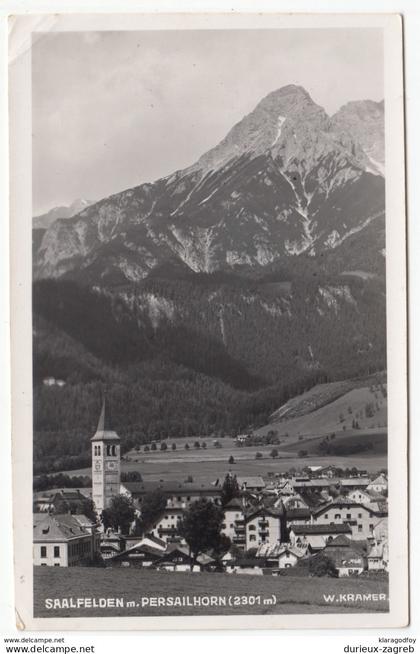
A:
[96,397,106,433]
[91,394,120,441]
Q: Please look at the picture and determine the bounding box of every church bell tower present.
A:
[91,399,121,513]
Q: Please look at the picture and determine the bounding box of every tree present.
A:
[255,451,263,459]
[160,442,168,451]
[179,499,224,569]
[184,443,190,450]
[151,443,157,451]
[144,445,150,452]
[171,442,177,451]
[228,455,235,465]
[121,470,143,482]
[201,441,207,449]
[193,441,200,449]
[309,554,338,577]
[270,448,279,459]
[298,450,308,458]
[221,473,240,506]
[138,489,167,532]
[101,495,135,535]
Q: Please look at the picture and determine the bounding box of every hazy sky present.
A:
[32,28,383,215]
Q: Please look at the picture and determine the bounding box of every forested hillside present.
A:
[33,271,386,474]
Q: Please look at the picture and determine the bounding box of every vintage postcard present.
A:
[9,12,408,630]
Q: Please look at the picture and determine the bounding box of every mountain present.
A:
[33,199,93,230]
[331,99,384,175]
[32,85,387,470]
[33,86,385,283]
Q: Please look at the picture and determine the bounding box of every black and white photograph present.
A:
[8,12,408,630]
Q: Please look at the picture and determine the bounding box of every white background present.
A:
[1,0,419,651]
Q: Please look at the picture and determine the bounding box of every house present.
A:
[285,508,312,526]
[106,539,166,568]
[33,513,98,567]
[289,523,352,551]
[276,480,295,496]
[235,434,249,444]
[222,497,246,548]
[373,517,388,543]
[256,543,307,568]
[153,545,215,572]
[100,529,124,559]
[33,488,92,513]
[319,535,366,576]
[367,540,388,571]
[245,505,285,549]
[224,557,267,575]
[367,474,388,494]
[237,476,265,492]
[311,499,383,540]
[147,507,186,544]
[282,493,310,510]
[121,480,222,510]
[348,489,388,513]
[339,478,371,492]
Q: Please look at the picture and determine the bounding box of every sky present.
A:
[32,28,384,215]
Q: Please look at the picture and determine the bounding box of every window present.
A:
[369,524,374,531]
[346,514,351,519]
[54,546,60,558]
[40,546,47,558]
[249,525,256,531]
[358,525,363,532]
[334,513,341,520]
[358,513,362,519]
[324,514,328,519]
[54,563,60,567]
[250,535,256,542]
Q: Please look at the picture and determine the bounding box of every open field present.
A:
[59,434,387,483]
[258,385,387,438]
[34,567,389,617]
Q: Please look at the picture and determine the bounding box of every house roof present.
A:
[224,497,243,510]
[228,558,267,567]
[286,508,312,520]
[312,500,377,517]
[91,399,120,442]
[245,505,284,520]
[33,513,92,542]
[340,478,371,487]
[112,542,165,560]
[123,480,221,496]
[257,543,306,559]
[291,524,352,535]
[298,491,328,508]
[237,476,265,488]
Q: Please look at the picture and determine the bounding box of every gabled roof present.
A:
[324,534,353,548]
[123,480,221,495]
[312,500,376,517]
[33,513,92,542]
[245,504,284,520]
[91,399,120,442]
[224,497,243,510]
[286,508,312,520]
[291,524,352,535]
[237,476,265,488]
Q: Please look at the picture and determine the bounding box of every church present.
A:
[91,400,121,513]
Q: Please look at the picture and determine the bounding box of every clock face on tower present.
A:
[105,460,117,471]
[94,460,102,471]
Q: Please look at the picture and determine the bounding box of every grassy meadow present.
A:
[34,567,389,617]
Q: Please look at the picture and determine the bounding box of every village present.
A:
[33,403,389,578]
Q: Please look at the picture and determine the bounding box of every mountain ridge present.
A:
[33,85,385,283]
